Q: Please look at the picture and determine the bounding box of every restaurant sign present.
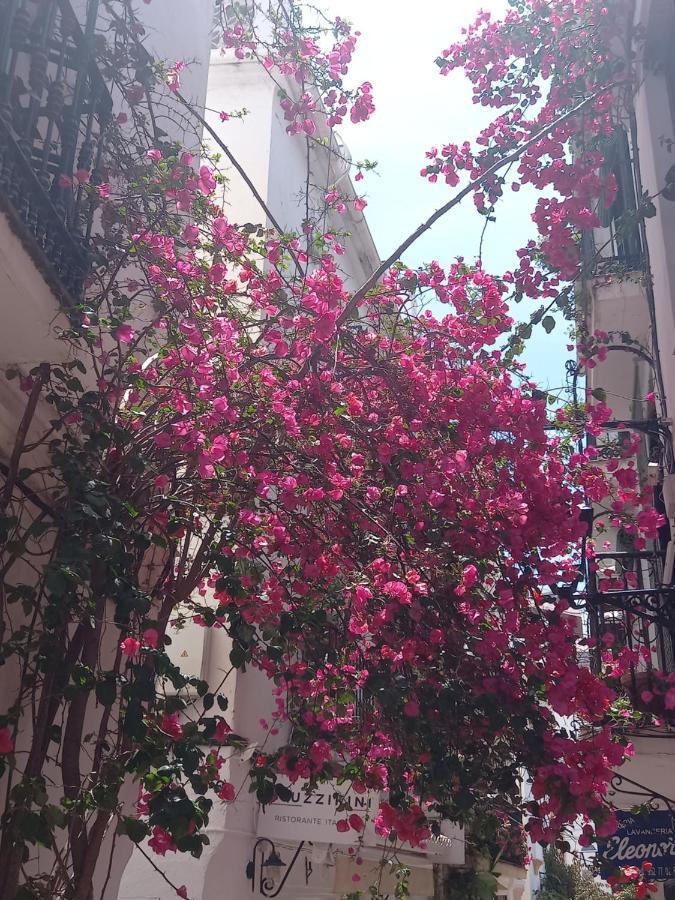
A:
[256,778,376,845]
[597,810,675,881]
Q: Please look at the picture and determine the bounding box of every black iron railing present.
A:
[0,0,112,300]
[584,551,675,717]
[580,125,645,276]
[586,551,675,631]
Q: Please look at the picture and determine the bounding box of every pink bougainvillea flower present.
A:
[166,60,185,93]
[161,713,183,741]
[154,474,171,492]
[0,728,14,754]
[114,324,134,344]
[348,814,365,832]
[218,781,236,801]
[148,826,176,856]
[214,719,232,742]
[143,628,160,649]
[198,166,217,195]
[182,224,200,245]
[403,700,420,717]
[120,637,141,658]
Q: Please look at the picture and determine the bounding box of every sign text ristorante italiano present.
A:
[256,778,376,845]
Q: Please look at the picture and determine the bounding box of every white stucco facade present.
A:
[0,1,216,897]
[582,3,675,897]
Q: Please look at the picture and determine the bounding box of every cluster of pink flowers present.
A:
[608,862,658,898]
[79,0,664,862]
[148,825,176,856]
[107,176,654,846]
[220,13,374,134]
[425,0,625,298]
[374,803,431,849]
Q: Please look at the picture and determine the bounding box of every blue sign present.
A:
[598,810,675,881]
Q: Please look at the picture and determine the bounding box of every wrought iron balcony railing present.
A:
[0,0,112,301]
[586,551,675,632]
[583,550,675,717]
[580,125,646,277]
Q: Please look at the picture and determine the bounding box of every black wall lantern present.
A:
[246,837,307,897]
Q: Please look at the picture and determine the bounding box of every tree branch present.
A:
[175,90,303,276]
[333,91,608,331]
[0,363,50,513]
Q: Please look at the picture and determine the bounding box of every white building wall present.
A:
[634,0,675,429]
[140,0,214,112]
[204,53,378,280]
[0,2,216,898]
[581,3,675,898]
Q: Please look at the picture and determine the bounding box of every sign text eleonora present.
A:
[597,810,675,881]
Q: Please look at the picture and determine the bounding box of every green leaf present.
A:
[44,570,68,596]
[592,387,607,402]
[43,804,66,829]
[640,196,657,218]
[119,816,150,843]
[229,644,248,668]
[123,699,146,740]
[666,163,675,184]
[541,315,556,334]
[194,679,209,698]
[96,676,117,707]
[663,183,675,202]
[275,784,293,802]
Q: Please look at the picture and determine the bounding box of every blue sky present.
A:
[327,0,570,391]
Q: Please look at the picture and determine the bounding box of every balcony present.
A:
[0,0,112,302]
[585,550,675,719]
[580,125,646,278]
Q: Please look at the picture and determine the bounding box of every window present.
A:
[597,127,642,266]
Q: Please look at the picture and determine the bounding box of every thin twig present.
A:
[174,91,303,275]
[0,363,50,513]
[133,839,193,899]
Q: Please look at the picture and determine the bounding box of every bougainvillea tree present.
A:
[0,0,664,897]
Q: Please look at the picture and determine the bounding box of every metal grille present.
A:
[584,550,675,718]
[0,0,112,299]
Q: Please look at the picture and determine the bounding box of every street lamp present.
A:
[246,838,305,897]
